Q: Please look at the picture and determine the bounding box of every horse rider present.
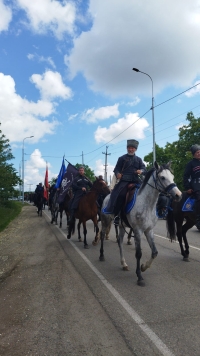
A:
[68,166,93,223]
[34,183,44,207]
[183,144,200,229]
[104,139,146,225]
[49,179,58,210]
[35,182,44,195]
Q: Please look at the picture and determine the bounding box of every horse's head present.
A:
[154,161,182,201]
[92,177,110,197]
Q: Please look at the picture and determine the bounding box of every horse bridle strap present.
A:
[150,171,177,195]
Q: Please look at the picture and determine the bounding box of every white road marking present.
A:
[44,211,175,356]
[155,234,200,251]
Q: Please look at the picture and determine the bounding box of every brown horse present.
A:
[166,191,199,261]
[67,178,110,248]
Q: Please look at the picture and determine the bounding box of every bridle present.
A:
[148,168,177,197]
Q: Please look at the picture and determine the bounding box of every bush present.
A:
[0,201,22,232]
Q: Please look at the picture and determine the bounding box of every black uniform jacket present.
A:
[70,174,92,210]
[183,158,200,191]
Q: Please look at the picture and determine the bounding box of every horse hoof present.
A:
[127,241,132,245]
[99,256,105,261]
[137,279,145,287]
[122,266,129,271]
[78,238,82,242]
[92,241,98,246]
[183,257,190,262]
[84,244,89,249]
[67,235,71,240]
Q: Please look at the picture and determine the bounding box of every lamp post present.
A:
[132,68,156,163]
[22,136,34,203]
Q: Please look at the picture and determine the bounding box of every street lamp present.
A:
[132,67,156,163]
[22,136,34,203]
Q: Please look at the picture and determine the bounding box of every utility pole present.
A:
[102,146,111,183]
[82,151,84,166]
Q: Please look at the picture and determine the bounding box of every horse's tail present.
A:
[166,208,176,242]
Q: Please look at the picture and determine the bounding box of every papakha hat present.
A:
[190,144,200,155]
[127,139,139,149]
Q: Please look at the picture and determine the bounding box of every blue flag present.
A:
[57,163,78,204]
[55,157,66,189]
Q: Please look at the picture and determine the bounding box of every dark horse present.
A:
[35,191,43,217]
[67,178,110,248]
[59,189,73,228]
[166,191,200,261]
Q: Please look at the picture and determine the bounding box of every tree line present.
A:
[143,112,200,190]
[0,124,21,203]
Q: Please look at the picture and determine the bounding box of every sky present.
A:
[1,0,200,192]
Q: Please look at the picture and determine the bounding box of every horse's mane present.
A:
[138,164,172,194]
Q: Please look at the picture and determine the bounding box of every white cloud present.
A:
[68,113,78,121]
[127,97,141,107]
[66,0,200,98]
[0,72,58,142]
[185,81,200,97]
[17,0,76,39]
[25,149,56,190]
[30,70,73,100]
[27,53,56,69]
[94,113,149,144]
[82,104,119,123]
[0,0,12,32]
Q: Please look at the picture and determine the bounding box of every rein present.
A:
[147,170,177,197]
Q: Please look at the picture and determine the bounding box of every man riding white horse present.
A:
[104,139,146,225]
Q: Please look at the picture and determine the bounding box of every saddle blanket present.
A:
[182,197,195,212]
[102,188,139,215]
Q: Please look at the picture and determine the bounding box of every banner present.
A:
[43,163,48,200]
[55,156,66,189]
[57,163,78,204]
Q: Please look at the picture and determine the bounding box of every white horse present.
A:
[99,162,182,286]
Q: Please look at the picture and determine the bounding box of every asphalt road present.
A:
[1,205,200,356]
[43,208,200,356]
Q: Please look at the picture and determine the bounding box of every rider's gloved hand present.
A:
[187,189,193,194]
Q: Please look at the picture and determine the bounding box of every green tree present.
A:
[144,112,200,190]
[0,124,20,202]
[75,163,96,182]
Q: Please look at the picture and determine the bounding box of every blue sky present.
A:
[1,0,200,192]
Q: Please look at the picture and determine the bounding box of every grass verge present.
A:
[0,201,23,232]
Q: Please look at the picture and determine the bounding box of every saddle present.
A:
[124,183,137,209]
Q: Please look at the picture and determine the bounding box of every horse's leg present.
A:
[133,231,144,286]
[117,225,129,270]
[77,221,82,242]
[59,209,62,228]
[105,221,112,240]
[141,229,158,273]
[181,219,194,261]
[127,228,133,245]
[176,220,187,259]
[115,225,119,242]
[82,221,89,249]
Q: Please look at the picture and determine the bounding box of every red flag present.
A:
[44,164,48,200]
